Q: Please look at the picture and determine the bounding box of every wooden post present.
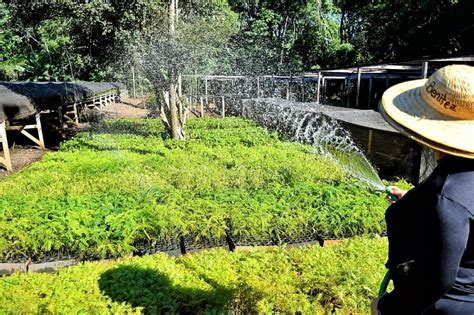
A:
[316,72,321,104]
[421,61,429,78]
[368,76,373,109]
[6,115,46,149]
[35,114,45,150]
[286,80,290,100]
[0,120,12,171]
[355,67,362,108]
[200,96,204,117]
[221,96,225,118]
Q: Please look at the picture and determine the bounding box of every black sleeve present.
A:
[421,196,470,308]
[378,195,470,314]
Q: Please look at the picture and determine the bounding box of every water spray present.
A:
[242,98,403,298]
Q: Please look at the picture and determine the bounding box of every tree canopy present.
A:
[0,0,472,81]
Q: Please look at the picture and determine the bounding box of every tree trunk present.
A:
[340,8,345,44]
[166,0,185,140]
[169,67,182,139]
[169,0,175,34]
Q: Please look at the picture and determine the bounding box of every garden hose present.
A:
[378,270,391,297]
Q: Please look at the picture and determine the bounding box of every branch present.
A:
[160,90,171,131]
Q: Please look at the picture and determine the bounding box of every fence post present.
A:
[221,96,225,118]
[200,96,204,117]
[316,72,321,104]
[421,61,429,78]
[355,67,362,108]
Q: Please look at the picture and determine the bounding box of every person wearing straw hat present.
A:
[371,64,474,314]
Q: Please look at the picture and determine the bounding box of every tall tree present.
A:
[136,0,238,139]
[168,0,183,139]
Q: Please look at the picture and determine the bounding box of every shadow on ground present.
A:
[99,265,238,314]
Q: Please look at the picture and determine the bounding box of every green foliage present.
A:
[228,0,343,73]
[0,118,396,261]
[0,237,388,314]
[1,0,165,81]
[0,2,26,80]
[335,0,473,65]
[27,18,81,81]
[2,0,471,81]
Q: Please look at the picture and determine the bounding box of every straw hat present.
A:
[380,64,474,159]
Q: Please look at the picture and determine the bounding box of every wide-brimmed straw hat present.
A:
[380,64,474,159]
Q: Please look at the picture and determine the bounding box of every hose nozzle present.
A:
[385,187,399,202]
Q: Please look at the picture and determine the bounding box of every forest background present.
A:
[1,0,473,82]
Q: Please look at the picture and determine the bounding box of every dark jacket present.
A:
[377,157,474,314]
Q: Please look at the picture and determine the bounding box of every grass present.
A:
[0,237,388,314]
[0,117,397,261]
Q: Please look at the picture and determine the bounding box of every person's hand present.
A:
[371,298,379,315]
[386,186,406,204]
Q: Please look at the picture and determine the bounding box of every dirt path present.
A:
[101,101,149,119]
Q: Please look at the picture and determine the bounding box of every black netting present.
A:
[0,81,124,120]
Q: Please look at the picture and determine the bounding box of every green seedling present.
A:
[0,118,400,262]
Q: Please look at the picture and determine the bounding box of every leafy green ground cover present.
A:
[0,237,388,314]
[0,118,395,261]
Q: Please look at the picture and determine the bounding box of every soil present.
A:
[0,146,48,178]
[101,99,149,119]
